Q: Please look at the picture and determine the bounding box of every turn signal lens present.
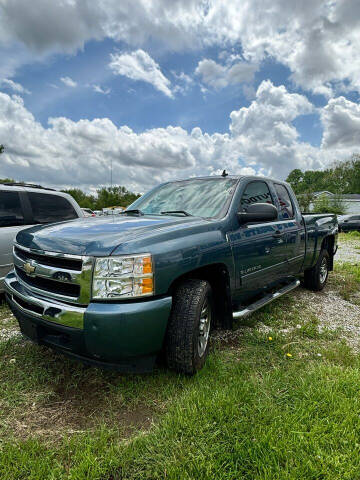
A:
[141,277,153,294]
[142,256,152,274]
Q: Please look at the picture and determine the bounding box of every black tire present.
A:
[304,249,330,291]
[165,279,213,375]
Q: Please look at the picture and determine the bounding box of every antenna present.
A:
[221,169,229,177]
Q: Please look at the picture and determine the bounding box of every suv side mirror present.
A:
[237,203,278,224]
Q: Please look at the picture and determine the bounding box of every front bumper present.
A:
[4,271,172,372]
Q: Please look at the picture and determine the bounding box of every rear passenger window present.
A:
[0,191,24,227]
[28,193,77,224]
[274,184,294,219]
[240,181,274,211]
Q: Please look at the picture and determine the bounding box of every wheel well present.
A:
[321,235,335,270]
[168,264,233,329]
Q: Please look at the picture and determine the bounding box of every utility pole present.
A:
[110,158,113,190]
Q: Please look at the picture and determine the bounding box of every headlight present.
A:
[92,254,154,299]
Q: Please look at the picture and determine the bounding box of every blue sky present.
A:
[0,1,359,192]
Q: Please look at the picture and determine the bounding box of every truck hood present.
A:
[16,215,207,256]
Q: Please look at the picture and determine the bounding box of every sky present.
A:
[0,0,360,194]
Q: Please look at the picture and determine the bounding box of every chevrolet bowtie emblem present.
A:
[24,262,36,275]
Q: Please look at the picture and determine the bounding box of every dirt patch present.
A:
[3,378,156,441]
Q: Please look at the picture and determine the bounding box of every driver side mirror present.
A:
[237,203,278,224]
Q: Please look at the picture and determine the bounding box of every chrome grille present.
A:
[13,244,93,305]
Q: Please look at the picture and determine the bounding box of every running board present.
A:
[232,279,300,320]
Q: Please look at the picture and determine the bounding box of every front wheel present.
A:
[304,249,330,291]
[165,279,213,375]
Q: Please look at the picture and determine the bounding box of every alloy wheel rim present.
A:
[198,301,211,357]
[319,257,328,284]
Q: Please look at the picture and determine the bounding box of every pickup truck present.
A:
[4,175,338,374]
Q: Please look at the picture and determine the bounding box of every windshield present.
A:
[127,178,238,218]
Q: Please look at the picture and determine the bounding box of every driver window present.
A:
[240,181,274,212]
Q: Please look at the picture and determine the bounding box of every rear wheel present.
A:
[165,279,213,375]
[304,249,329,291]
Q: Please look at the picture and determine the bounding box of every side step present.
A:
[233,279,300,320]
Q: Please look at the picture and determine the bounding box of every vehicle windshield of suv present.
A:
[127,178,238,218]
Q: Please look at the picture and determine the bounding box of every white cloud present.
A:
[92,84,111,95]
[0,78,30,94]
[229,80,319,175]
[2,0,360,97]
[321,96,360,150]
[60,76,77,88]
[195,58,257,89]
[109,50,173,98]
[1,81,358,193]
[172,71,194,95]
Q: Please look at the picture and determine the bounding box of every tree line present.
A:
[286,154,360,214]
[61,186,140,210]
[286,155,360,194]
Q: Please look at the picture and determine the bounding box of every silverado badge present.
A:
[24,262,36,275]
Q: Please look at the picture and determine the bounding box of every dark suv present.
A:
[338,214,360,233]
[0,183,83,292]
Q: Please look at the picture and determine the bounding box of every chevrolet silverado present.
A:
[5,175,338,374]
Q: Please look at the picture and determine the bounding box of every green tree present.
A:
[287,169,303,192]
[312,193,347,215]
[286,154,360,195]
[63,185,140,210]
[62,188,96,209]
[0,144,4,155]
[0,178,15,183]
[296,191,314,212]
[95,186,140,209]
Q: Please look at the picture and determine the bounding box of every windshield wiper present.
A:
[122,209,144,216]
[161,210,192,217]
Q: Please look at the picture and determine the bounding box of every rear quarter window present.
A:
[274,184,294,219]
[0,191,24,227]
[28,192,78,224]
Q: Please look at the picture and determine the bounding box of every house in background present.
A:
[310,191,360,214]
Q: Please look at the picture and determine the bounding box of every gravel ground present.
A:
[296,286,360,351]
[0,314,20,342]
[336,236,360,263]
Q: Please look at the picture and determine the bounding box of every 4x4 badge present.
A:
[24,262,36,275]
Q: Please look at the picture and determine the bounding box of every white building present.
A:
[311,192,360,214]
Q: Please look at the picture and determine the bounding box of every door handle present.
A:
[272,230,284,238]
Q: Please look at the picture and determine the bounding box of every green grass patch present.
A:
[0,242,359,479]
[338,231,360,242]
[1,336,360,479]
[346,231,360,240]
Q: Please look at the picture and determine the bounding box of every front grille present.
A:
[14,246,82,271]
[16,266,80,298]
[13,244,92,305]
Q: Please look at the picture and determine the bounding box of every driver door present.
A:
[228,180,288,302]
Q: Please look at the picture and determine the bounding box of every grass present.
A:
[338,231,360,242]
[344,231,360,240]
[0,257,359,479]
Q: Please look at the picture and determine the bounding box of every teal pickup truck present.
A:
[5,175,338,374]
